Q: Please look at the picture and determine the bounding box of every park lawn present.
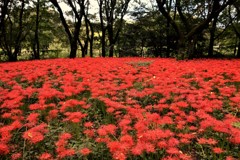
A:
[0,58,240,160]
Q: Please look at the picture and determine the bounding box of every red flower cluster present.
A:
[0,58,240,159]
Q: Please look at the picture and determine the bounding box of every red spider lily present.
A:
[22,123,48,144]
[0,143,9,155]
[197,138,218,145]
[63,111,87,123]
[212,147,224,154]
[55,132,75,159]
[1,58,240,159]
[166,147,180,155]
[80,148,91,156]
[11,152,22,160]
[38,152,53,160]
[97,124,117,136]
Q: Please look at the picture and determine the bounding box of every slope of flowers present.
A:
[0,58,240,160]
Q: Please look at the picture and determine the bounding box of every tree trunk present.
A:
[0,0,9,32]
[69,13,82,58]
[11,0,25,61]
[108,28,114,57]
[33,0,40,59]
[70,39,78,58]
[50,0,84,59]
[8,52,17,62]
[166,0,172,58]
[89,24,94,57]
[101,29,106,57]
[208,16,218,57]
[177,37,186,60]
[99,1,106,57]
[87,19,94,57]
[237,40,240,58]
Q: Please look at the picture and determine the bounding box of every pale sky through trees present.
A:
[59,0,155,21]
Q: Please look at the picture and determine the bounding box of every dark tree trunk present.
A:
[11,0,25,61]
[177,36,186,60]
[101,30,106,57]
[33,0,40,59]
[166,0,172,57]
[208,16,218,57]
[84,15,94,57]
[50,0,84,59]
[89,21,94,57]
[237,40,240,58]
[0,0,10,55]
[99,0,106,57]
[108,25,114,57]
[78,38,84,57]
[8,53,17,62]
[0,0,9,32]
[70,21,82,58]
[70,38,78,58]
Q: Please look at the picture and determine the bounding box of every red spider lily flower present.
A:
[56,132,75,158]
[97,124,117,136]
[162,156,180,160]
[63,112,87,123]
[212,147,224,154]
[107,141,125,155]
[131,142,145,156]
[118,118,132,134]
[166,147,180,155]
[144,142,155,153]
[80,148,91,156]
[197,138,217,145]
[26,113,39,126]
[59,133,72,140]
[230,135,240,144]
[167,138,180,147]
[176,101,188,108]
[180,138,191,144]
[23,131,44,144]
[57,148,75,159]
[0,143,9,155]
[46,109,58,121]
[22,123,48,144]
[38,153,53,160]
[226,156,235,160]
[83,129,95,138]
[29,103,45,111]
[84,122,93,128]
[11,152,22,160]
[157,140,168,149]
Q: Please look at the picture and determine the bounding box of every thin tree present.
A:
[98,0,131,57]
[49,0,85,58]
[33,0,40,59]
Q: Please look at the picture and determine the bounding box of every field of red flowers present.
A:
[0,58,240,160]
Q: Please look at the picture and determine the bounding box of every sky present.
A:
[59,0,155,21]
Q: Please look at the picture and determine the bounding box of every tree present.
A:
[49,0,85,58]
[33,0,40,59]
[156,0,236,59]
[98,0,131,57]
[230,2,240,57]
[0,0,28,61]
[78,0,94,57]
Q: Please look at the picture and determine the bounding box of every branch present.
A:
[49,0,72,40]
[176,0,191,31]
[156,0,184,39]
